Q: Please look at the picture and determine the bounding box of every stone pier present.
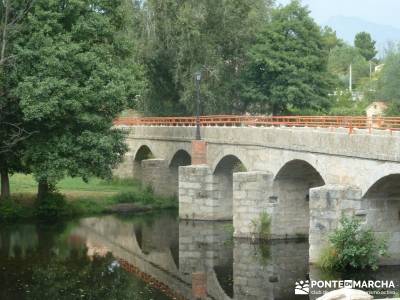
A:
[141,159,175,197]
[233,171,274,238]
[309,184,363,263]
[179,165,232,220]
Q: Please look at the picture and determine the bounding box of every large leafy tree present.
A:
[0,0,34,199]
[243,0,333,115]
[132,0,273,116]
[354,31,377,61]
[12,0,143,198]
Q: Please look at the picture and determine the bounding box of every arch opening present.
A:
[214,155,247,220]
[168,150,192,197]
[273,160,325,238]
[362,174,400,265]
[133,145,154,180]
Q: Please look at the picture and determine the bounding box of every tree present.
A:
[12,0,144,199]
[0,0,34,199]
[376,43,400,114]
[328,44,370,89]
[321,26,344,51]
[354,31,377,61]
[242,0,333,115]
[132,0,273,116]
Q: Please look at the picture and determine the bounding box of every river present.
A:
[0,210,399,299]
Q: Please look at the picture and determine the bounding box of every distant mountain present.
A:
[324,16,400,56]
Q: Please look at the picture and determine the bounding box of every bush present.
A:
[112,186,155,205]
[319,215,387,271]
[35,193,73,220]
[0,199,29,222]
[111,185,178,209]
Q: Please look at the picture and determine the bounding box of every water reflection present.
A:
[1,213,400,300]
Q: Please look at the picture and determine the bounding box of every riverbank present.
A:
[0,174,177,222]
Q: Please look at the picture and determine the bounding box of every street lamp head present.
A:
[195,71,202,82]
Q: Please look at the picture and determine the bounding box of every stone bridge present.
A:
[113,121,400,264]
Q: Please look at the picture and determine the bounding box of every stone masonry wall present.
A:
[271,179,311,237]
[179,165,232,220]
[233,171,274,238]
[309,184,363,263]
[141,159,175,197]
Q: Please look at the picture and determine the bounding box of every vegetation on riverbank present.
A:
[0,175,177,222]
[318,216,387,271]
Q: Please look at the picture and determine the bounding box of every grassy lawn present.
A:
[2,174,177,220]
[10,174,141,201]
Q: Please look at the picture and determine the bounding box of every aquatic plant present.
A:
[251,211,271,240]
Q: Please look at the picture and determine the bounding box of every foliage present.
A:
[328,91,369,116]
[251,211,271,240]
[321,26,344,51]
[111,185,178,209]
[257,242,271,266]
[6,174,177,221]
[6,0,144,197]
[0,198,31,222]
[384,102,400,116]
[132,0,273,116]
[243,0,334,115]
[354,32,377,61]
[328,44,370,89]
[318,245,340,271]
[0,0,34,198]
[35,192,73,221]
[377,43,400,107]
[319,215,387,271]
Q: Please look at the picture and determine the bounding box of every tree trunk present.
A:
[0,167,10,199]
[37,180,49,201]
[1,0,9,64]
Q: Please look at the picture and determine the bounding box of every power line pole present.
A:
[349,64,352,93]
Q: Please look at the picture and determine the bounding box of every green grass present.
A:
[1,174,177,222]
[10,174,141,197]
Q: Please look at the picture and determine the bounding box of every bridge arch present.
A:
[214,155,247,220]
[169,150,192,197]
[133,145,155,180]
[273,159,325,237]
[134,145,154,161]
[362,174,400,264]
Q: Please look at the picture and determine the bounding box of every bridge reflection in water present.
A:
[70,213,311,300]
[2,213,400,299]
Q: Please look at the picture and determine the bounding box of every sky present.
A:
[276,0,400,29]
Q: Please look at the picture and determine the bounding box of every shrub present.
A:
[0,199,29,222]
[319,215,387,271]
[35,193,73,220]
[112,186,155,205]
[112,191,140,204]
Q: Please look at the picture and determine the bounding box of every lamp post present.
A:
[195,71,202,140]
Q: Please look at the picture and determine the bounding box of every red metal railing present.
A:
[114,115,400,134]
